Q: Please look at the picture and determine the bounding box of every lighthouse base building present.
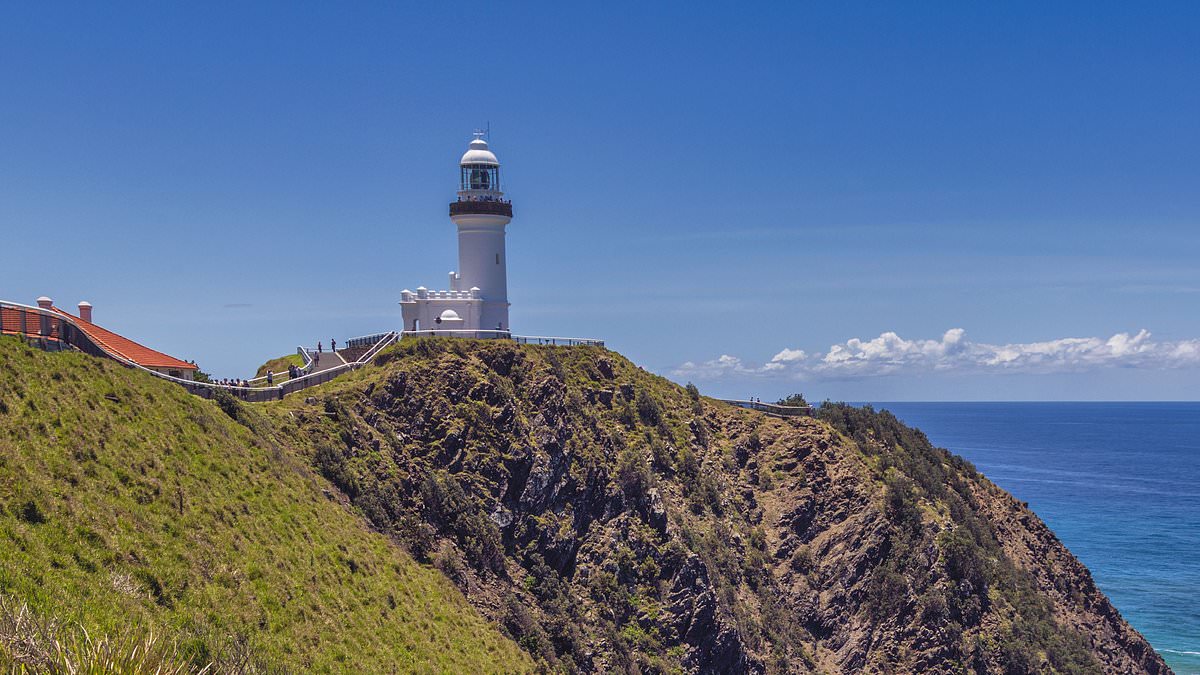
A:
[401,135,513,335]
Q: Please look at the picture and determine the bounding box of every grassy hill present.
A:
[0,336,532,672]
[0,335,1169,673]
[254,353,305,379]
[254,338,1168,674]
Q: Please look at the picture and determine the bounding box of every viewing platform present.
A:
[401,288,480,302]
[449,198,512,218]
[717,399,815,419]
[402,329,604,347]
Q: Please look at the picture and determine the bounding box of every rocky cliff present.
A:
[269,339,1170,674]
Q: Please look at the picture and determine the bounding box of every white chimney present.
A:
[77,301,93,322]
[36,296,53,309]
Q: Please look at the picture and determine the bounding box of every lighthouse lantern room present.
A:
[401,134,514,334]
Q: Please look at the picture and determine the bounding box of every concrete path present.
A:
[307,349,347,375]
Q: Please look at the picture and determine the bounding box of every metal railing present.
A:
[2,301,114,359]
[718,399,815,418]
[2,299,400,403]
[400,329,604,347]
[145,331,400,402]
[449,200,513,217]
[346,333,392,349]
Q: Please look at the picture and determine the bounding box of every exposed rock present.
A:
[291,340,1170,674]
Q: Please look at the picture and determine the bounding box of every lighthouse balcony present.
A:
[450,199,513,218]
[400,288,481,302]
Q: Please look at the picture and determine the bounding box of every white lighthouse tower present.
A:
[400,134,514,334]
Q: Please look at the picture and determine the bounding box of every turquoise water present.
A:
[868,403,1200,674]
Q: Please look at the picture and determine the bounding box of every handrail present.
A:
[346,332,392,349]
[358,331,399,361]
[244,331,395,387]
[717,399,815,418]
[4,301,235,391]
[6,300,599,400]
[2,300,399,402]
[401,329,604,347]
[297,345,315,371]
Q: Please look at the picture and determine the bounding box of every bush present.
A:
[616,446,652,507]
[938,526,989,592]
[212,389,243,423]
[396,515,436,562]
[776,393,808,407]
[676,446,699,486]
[433,540,466,582]
[790,545,814,573]
[503,594,555,664]
[460,512,505,573]
[17,500,45,525]
[884,473,921,530]
[420,472,469,527]
[866,566,909,620]
[918,590,948,623]
[617,399,637,428]
[635,389,662,426]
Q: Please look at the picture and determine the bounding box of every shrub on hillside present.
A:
[616,446,653,506]
[212,388,243,423]
[635,389,662,426]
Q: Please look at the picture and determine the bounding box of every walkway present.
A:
[305,349,347,375]
[1,298,400,403]
[3,298,606,403]
[208,335,396,402]
[717,399,815,419]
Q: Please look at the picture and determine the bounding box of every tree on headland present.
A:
[776,393,809,407]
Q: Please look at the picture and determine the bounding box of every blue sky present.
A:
[2,2,1197,400]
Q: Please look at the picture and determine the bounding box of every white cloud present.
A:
[771,347,807,363]
[673,328,1200,380]
[674,354,759,378]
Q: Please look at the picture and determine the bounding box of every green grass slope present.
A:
[255,353,304,379]
[0,337,532,673]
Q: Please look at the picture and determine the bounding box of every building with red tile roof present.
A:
[44,303,197,379]
[0,296,197,379]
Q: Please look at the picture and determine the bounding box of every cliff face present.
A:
[0,337,533,672]
[273,339,1170,674]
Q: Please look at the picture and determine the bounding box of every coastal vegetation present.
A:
[254,353,305,379]
[0,335,1168,672]
[0,336,532,672]
[256,338,1165,673]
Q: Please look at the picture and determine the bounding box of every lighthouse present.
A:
[400,134,514,334]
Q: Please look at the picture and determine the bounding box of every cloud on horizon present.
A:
[674,329,1200,380]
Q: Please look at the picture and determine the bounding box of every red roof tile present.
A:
[50,307,196,371]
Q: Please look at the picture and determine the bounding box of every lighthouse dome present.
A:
[460,138,499,166]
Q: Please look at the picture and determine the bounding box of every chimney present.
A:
[36,296,53,309]
[77,301,93,322]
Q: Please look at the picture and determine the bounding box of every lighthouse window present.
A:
[462,164,500,192]
[496,253,500,264]
[470,168,491,190]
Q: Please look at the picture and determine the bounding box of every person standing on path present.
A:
[331,338,337,352]
[318,341,323,353]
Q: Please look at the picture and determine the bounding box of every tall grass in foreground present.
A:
[0,594,253,673]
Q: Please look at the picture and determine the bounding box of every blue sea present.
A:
[864,403,1200,674]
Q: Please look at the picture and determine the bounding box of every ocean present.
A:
[866,403,1200,674]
